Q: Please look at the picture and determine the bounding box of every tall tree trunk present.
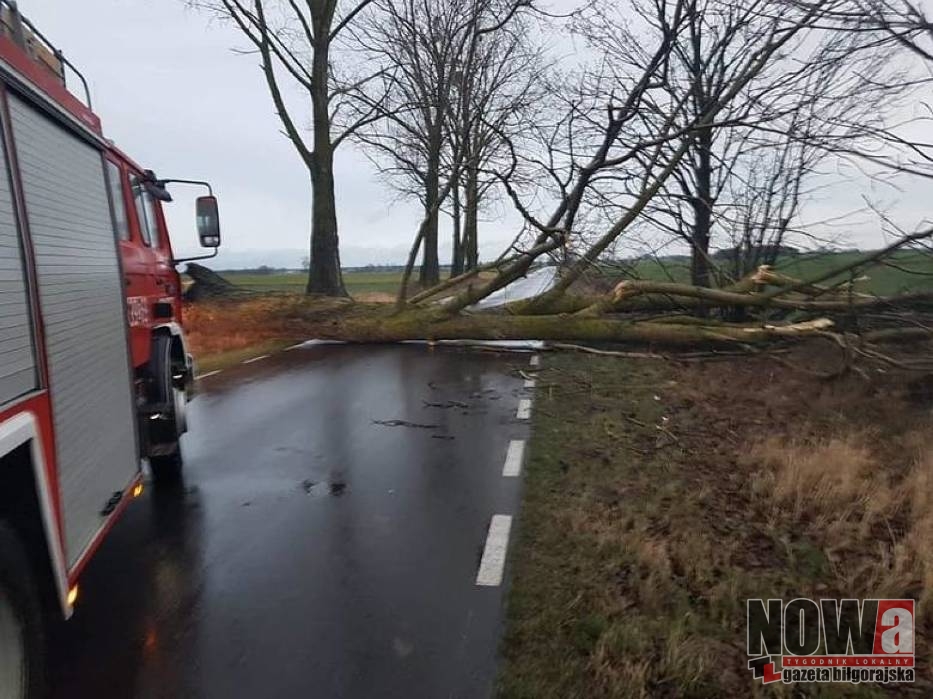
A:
[306,29,347,297]
[307,144,347,296]
[420,148,441,287]
[690,128,713,289]
[451,177,464,277]
[464,161,479,270]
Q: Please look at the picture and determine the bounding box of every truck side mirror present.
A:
[196,195,220,248]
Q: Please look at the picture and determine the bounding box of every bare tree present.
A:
[191,0,384,297]
[351,0,534,291]
[199,0,933,352]
[447,10,543,275]
[850,1,933,62]
[351,0,469,288]
[568,0,903,296]
[421,0,865,314]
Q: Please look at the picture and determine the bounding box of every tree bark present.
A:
[420,144,441,287]
[298,308,838,347]
[690,127,713,290]
[451,177,464,277]
[396,218,426,308]
[305,5,347,297]
[307,143,347,296]
[464,159,480,270]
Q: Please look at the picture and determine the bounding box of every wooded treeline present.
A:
[190,0,933,353]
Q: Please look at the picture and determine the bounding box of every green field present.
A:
[214,249,931,299]
[220,269,403,296]
[623,249,933,296]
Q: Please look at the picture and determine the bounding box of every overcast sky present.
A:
[21,1,933,269]
[26,0,520,268]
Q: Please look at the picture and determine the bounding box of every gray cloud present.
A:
[23,0,933,269]
[25,0,519,268]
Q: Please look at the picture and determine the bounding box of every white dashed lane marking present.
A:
[529,354,540,367]
[196,370,222,380]
[516,398,532,420]
[243,354,270,365]
[503,440,525,477]
[523,378,536,389]
[476,515,513,587]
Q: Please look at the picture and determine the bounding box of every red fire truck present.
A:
[0,4,221,697]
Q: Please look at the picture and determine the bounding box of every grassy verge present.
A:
[500,349,933,698]
[183,296,313,373]
[219,269,404,297]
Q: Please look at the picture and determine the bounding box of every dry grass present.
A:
[184,297,297,357]
[749,428,933,619]
[750,436,882,525]
[182,295,343,370]
[182,293,392,371]
[501,346,933,698]
[352,291,396,303]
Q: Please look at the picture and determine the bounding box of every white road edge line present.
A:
[476,514,513,587]
[516,398,532,420]
[243,354,270,365]
[503,440,525,478]
[523,378,536,389]
[529,354,540,367]
[195,370,221,380]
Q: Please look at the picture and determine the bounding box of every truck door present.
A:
[131,177,180,321]
[106,159,154,366]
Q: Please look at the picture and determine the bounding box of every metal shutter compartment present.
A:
[0,119,35,404]
[9,94,138,567]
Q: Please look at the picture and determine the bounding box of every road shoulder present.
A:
[498,350,931,698]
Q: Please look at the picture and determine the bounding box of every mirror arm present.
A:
[154,178,214,196]
[158,178,220,259]
[174,247,219,265]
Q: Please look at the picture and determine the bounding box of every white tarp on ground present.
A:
[470,266,558,309]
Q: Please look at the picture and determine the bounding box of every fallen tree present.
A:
[305,309,839,346]
[184,263,255,301]
[377,1,933,342]
[189,0,933,367]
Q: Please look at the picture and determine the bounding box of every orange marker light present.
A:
[133,483,144,498]
[67,585,79,607]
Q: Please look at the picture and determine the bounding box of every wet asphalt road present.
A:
[48,344,531,699]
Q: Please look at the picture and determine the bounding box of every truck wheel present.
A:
[0,524,45,699]
[150,334,187,439]
[149,445,183,486]
[149,334,185,486]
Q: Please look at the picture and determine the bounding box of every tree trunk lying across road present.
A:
[299,308,839,346]
[260,300,931,354]
[501,284,933,317]
[185,262,933,355]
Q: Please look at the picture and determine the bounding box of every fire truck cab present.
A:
[0,4,220,697]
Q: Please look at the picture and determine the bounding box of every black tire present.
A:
[0,523,45,699]
[148,335,184,486]
[149,334,174,404]
[149,445,183,486]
